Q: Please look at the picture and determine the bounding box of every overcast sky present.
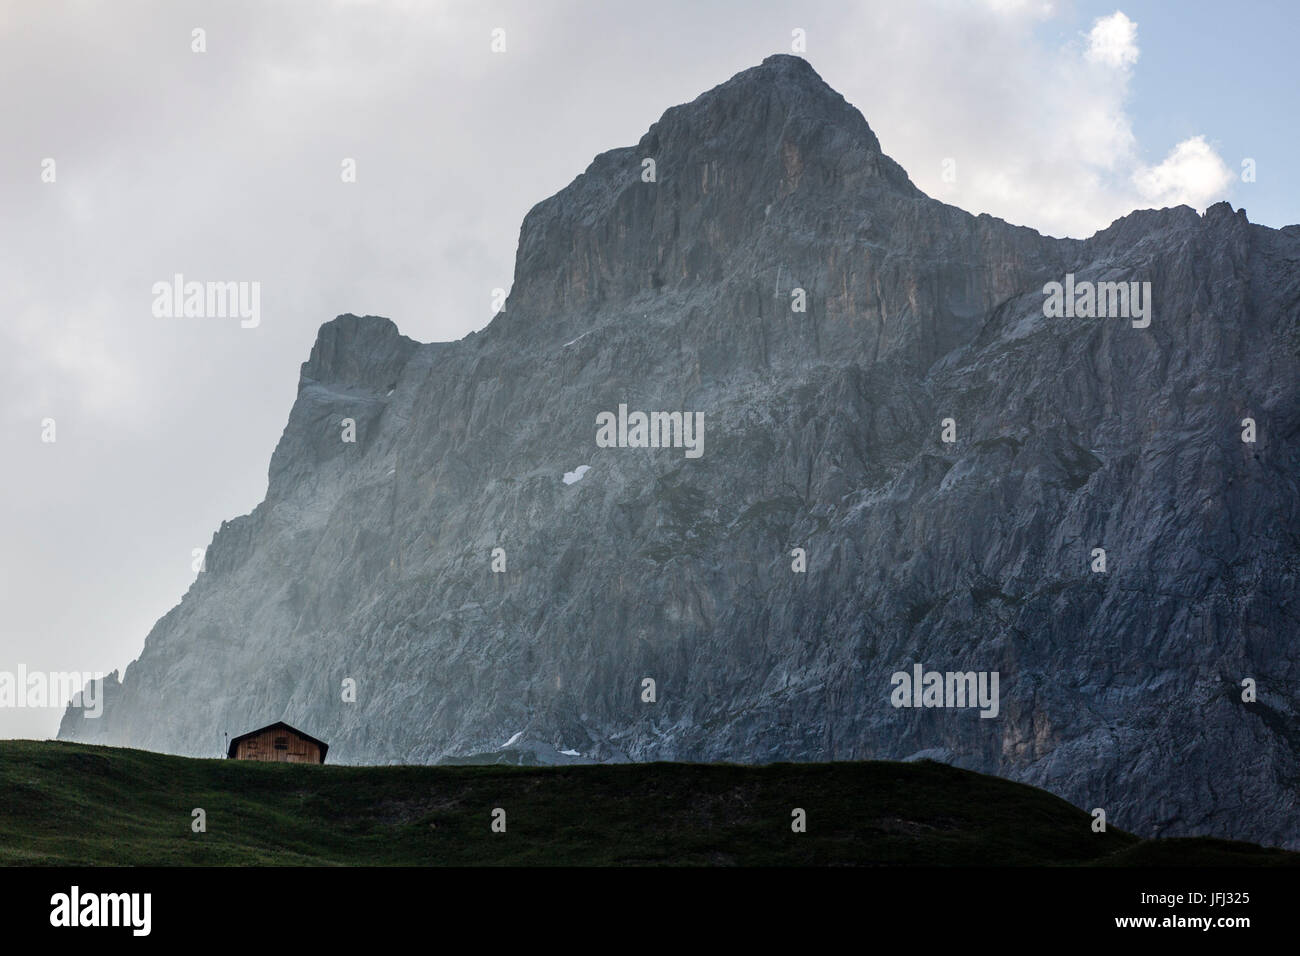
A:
[2,0,1294,739]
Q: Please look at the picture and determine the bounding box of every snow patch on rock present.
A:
[562,465,590,485]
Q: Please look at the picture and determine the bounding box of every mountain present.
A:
[60,55,1300,849]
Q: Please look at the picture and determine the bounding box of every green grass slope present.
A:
[1,740,1294,866]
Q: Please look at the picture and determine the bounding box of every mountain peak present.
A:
[723,54,855,111]
[505,56,917,323]
[646,53,887,160]
[727,53,831,92]
[300,313,417,391]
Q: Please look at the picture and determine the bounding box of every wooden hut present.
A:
[226,721,328,764]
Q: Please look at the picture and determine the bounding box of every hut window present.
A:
[274,736,288,750]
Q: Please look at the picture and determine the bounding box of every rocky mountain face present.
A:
[61,55,1300,848]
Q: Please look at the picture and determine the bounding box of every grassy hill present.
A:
[1,740,1293,866]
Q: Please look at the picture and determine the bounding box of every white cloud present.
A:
[1085,11,1140,68]
[981,0,1056,16]
[833,6,1231,236]
[1133,136,1236,209]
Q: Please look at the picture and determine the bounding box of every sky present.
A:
[1,0,1295,739]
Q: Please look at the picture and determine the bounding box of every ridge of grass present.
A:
[1,740,1293,866]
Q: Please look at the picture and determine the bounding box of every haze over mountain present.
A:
[61,56,1300,849]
